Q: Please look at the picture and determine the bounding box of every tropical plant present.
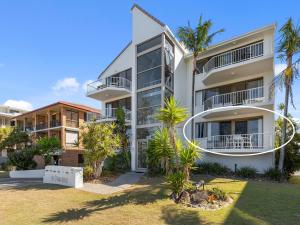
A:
[115,107,130,170]
[83,165,94,181]
[208,187,228,201]
[0,127,13,146]
[179,140,200,181]
[80,122,120,178]
[147,128,174,175]
[8,148,37,170]
[156,96,188,171]
[36,137,61,166]
[166,171,186,199]
[272,18,300,176]
[177,16,224,139]
[275,104,300,178]
[264,168,281,181]
[236,167,257,178]
[196,162,232,175]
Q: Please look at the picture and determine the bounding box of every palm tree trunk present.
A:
[278,57,292,177]
[170,127,180,171]
[191,58,197,140]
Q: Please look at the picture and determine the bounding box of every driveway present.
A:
[0,178,43,189]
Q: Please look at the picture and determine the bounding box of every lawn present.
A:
[0,176,300,225]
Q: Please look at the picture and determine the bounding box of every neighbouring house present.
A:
[0,105,28,162]
[86,4,275,173]
[11,101,100,167]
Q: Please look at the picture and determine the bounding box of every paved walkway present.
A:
[0,178,43,188]
[79,172,144,194]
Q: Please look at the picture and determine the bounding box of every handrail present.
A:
[86,77,131,95]
[98,108,131,121]
[203,86,264,110]
[197,132,273,150]
[202,41,264,75]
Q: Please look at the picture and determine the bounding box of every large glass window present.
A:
[137,88,161,125]
[137,48,161,73]
[164,38,174,90]
[196,122,207,138]
[137,36,161,53]
[137,67,161,89]
[136,126,159,139]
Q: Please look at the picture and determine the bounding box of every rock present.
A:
[191,190,208,204]
[178,191,191,204]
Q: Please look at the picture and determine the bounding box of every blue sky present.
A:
[0,0,300,118]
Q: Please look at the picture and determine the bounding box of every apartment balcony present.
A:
[86,77,131,101]
[196,133,273,153]
[198,86,273,119]
[66,120,79,128]
[94,108,131,124]
[36,123,48,131]
[198,41,273,85]
[50,120,61,128]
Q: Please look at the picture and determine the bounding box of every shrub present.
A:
[8,148,37,170]
[208,187,228,201]
[236,167,257,178]
[0,161,13,171]
[83,166,93,181]
[166,171,186,196]
[264,168,281,181]
[196,162,232,175]
[105,151,131,172]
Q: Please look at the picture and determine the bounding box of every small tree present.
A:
[179,140,201,181]
[8,148,37,170]
[0,128,29,151]
[81,122,120,178]
[147,128,174,175]
[156,97,188,171]
[115,107,130,170]
[36,137,61,166]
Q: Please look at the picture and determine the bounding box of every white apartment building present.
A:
[0,105,27,128]
[86,4,275,173]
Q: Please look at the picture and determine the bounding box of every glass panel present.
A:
[246,78,263,89]
[137,35,161,53]
[235,121,247,134]
[137,105,160,125]
[247,119,259,133]
[220,121,231,135]
[137,88,161,108]
[195,91,202,106]
[137,67,161,89]
[137,140,148,169]
[196,122,207,138]
[137,48,161,73]
[211,122,220,136]
[136,127,159,139]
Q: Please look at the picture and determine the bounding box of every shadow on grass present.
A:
[42,180,169,223]
[224,181,300,225]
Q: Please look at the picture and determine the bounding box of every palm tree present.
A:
[156,96,189,170]
[177,16,224,139]
[274,18,300,176]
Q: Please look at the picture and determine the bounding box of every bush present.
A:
[196,162,232,175]
[264,168,281,181]
[105,151,131,172]
[83,166,93,181]
[166,172,186,196]
[208,187,228,201]
[236,167,257,178]
[8,148,37,170]
[0,161,13,171]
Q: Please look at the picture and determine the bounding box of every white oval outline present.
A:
[183,105,296,157]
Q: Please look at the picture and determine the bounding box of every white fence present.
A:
[43,166,83,188]
[9,169,45,178]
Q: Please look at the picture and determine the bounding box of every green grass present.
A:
[289,176,300,185]
[0,176,300,225]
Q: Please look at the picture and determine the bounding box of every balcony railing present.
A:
[36,123,48,130]
[202,41,264,76]
[97,108,131,122]
[50,120,61,128]
[203,86,264,110]
[86,77,131,95]
[197,133,273,150]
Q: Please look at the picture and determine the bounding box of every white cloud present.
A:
[274,63,287,75]
[52,77,80,94]
[4,100,33,111]
[82,79,94,92]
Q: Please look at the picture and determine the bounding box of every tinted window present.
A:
[137,48,161,73]
[137,67,161,89]
[137,88,161,108]
[137,36,161,53]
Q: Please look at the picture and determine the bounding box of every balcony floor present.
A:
[87,87,131,101]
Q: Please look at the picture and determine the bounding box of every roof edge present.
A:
[131,4,165,27]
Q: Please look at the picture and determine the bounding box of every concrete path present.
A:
[79,172,144,194]
[0,178,43,188]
